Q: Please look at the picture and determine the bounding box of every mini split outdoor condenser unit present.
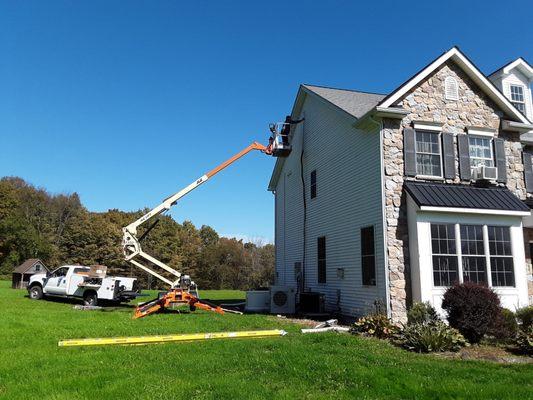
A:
[472,165,497,181]
[269,286,296,314]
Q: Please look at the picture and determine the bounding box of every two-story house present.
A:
[268,47,533,322]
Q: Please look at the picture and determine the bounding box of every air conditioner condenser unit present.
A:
[270,286,296,314]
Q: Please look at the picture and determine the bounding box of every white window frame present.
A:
[509,84,526,114]
[361,225,376,286]
[467,134,494,169]
[414,129,443,179]
[430,223,516,289]
[430,223,459,287]
[487,226,515,287]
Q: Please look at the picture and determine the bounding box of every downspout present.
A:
[299,115,307,293]
[369,114,391,319]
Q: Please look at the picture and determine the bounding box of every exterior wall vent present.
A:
[444,76,459,100]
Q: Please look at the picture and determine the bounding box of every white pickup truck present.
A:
[28,265,140,306]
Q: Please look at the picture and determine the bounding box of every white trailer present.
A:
[28,265,139,306]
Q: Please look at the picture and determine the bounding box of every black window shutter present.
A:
[494,138,507,183]
[404,128,417,176]
[457,134,471,180]
[442,132,455,179]
[524,152,533,193]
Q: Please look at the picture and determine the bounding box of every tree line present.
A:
[0,177,274,290]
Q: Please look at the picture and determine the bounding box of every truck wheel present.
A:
[29,285,43,300]
[83,292,98,306]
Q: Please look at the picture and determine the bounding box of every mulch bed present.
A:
[436,344,532,364]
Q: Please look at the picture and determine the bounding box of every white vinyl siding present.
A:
[491,69,533,122]
[274,94,385,316]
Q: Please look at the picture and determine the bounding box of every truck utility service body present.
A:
[28,265,139,306]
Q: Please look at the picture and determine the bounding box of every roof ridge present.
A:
[303,83,386,96]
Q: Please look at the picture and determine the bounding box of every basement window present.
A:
[310,170,317,199]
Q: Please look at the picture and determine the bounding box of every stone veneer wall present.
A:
[382,61,527,322]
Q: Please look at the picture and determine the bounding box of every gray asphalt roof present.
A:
[303,85,386,119]
[404,181,530,212]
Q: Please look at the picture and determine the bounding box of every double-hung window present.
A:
[317,236,326,283]
[468,136,494,169]
[431,224,459,286]
[488,226,515,287]
[415,130,442,177]
[361,226,376,286]
[460,225,486,284]
[510,84,526,115]
[430,223,515,288]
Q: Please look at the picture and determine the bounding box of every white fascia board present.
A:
[502,120,533,133]
[520,130,533,145]
[503,58,533,80]
[379,48,457,109]
[419,205,530,217]
[268,87,307,191]
[378,47,530,125]
[268,161,283,191]
[373,107,409,118]
[354,107,408,129]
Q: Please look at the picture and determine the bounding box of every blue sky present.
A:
[1,1,532,243]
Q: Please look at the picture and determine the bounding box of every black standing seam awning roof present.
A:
[404,181,530,212]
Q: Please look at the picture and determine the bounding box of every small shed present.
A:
[12,259,48,289]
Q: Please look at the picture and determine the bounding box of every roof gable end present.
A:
[378,47,530,124]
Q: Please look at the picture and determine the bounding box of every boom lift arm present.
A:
[122,141,271,288]
[122,141,273,318]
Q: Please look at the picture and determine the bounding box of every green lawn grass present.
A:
[1,281,531,400]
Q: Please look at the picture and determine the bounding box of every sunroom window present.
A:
[460,225,486,284]
[415,130,442,177]
[431,224,458,286]
[488,226,515,287]
[430,223,515,288]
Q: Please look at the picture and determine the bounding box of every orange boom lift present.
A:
[122,122,297,319]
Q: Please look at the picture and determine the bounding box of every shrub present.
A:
[516,325,533,356]
[395,321,466,353]
[516,306,533,330]
[352,314,398,339]
[488,308,518,340]
[441,282,501,344]
[407,302,440,325]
